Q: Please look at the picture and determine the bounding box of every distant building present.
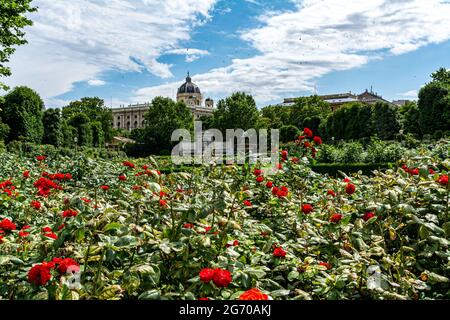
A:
[112,103,149,131]
[392,99,412,107]
[176,73,214,119]
[111,73,214,130]
[281,88,393,112]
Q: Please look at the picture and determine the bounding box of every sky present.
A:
[3,0,450,109]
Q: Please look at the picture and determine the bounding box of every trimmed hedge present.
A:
[311,163,395,176]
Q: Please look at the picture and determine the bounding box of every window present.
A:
[127,115,130,119]
[135,115,138,119]
[117,116,120,120]
[117,122,121,127]
[134,121,138,128]
[127,122,130,130]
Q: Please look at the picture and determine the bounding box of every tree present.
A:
[67,113,93,147]
[42,108,62,146]
[418,82,450,135]
[62,97,112,143]
[399,101,422,137]
[0,86,44,143]
[211,92,259,132]
[260,105,290,128]
[372,102,401,140]
[431,67,450,85]
[0,0,37,90]
[280,125,300,143]
[91,121,104,147]
[288,96,331,130]
[142,97,192,152]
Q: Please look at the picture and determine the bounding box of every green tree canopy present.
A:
[0,86,44,143]
[142,97,193,152]
[372,102,401,140]
[399,101,422,137]
[67,113,93,147]
[0,0,37,90]
[211,92,259,132]
[42,108,62,146]
[62,97,112,143]
[418,80,450,135]
[288,95,332,130]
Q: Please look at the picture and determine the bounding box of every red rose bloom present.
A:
[429,168,436,174]
[313,136,323,145]
[198,297,209,300]
[62,209,78,218]
[303,128,313,138]
[57,258,79,274]
[327,189,336,197]
[301,204,314,214]
[183,223,194,229]
[118,175,126,181]
[44,232,58,240]
[343,178,351,183]
[271,187,279,195]
[363,212,376,221]
[409,168,419,175]
[438,174,449,186]
[123,161,135,169]
[330,214,342,223]
[0,218,16,231]
[19,231,30,237]
[212,269,232,288]
[253,169,262,176]
[345,183,356,195]
[273,247,287,258]
[233,240,239,246]
[281,150,288,159]
[243,200,252,207]
[159,199,168,208]
[266,181,273,188]
[100,185,109,190]
[36,155,47,162]
[199,268,215,283]
[42,226,52,233]
[31,200,41,210]
[239,288,269,300]
[256,176,264,183]
[28,264,52,286]
[23,170,30,178]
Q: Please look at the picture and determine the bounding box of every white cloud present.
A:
[165,48,210,63]
[4,0,217,104]
[398,90,418,98]
[87,79,106,86]
[134,0,450,105]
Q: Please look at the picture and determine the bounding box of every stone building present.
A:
[111,73,214,131]
[112,103,149,131]
[176,73,214,119]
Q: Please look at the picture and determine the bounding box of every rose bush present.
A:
[0,137,449,300]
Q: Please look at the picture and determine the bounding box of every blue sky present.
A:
[4,0,450,108]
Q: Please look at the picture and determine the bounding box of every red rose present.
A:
[330,214,342,223]
[363,212,375,221]
[0,218,16,231]
[301,204,314,214]
[42,226,52,233]
[253,169,262,176]
[81,197,91,203]
[271,187,279,195]
[44,232,58,240]
[23,170,30,178]
[233,240,239,246]
[327,189,336,197]
[62,209,78,218]
[281,150,288,159]
[298,135,305,140]
[239,288,269,300]
[57,224,65,231]
[36,155,46,162]
[343,178,351,183]
[212,269,232,288]
[183,223,194,229]
[19,231,30,237]
[142,165,148,170]
[123,161,135,169]
[199,268,215,283]
[243,200,252,207]
[159,199,168,208]
[276,163,283,170]
[118,175,126,181]
[429,168,435,174]
[313,136,323,145]
[198,297,209,300]
[28,264,52,286]
[303,128,313,138]
[100,185,109,190]
[273,247,286,258]
[266,181,273,188]
[256,176,264,183]
[345,183,356,195]
[438,174,448,186]
[31,200,41,210]
[409,168,419,176]
[57,258,79,274]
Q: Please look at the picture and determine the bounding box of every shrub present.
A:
[280,125,300,143]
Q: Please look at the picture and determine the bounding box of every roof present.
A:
[177,73,201,94]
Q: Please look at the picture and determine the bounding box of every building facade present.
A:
[111,73,214,130]
[112,103,149,131]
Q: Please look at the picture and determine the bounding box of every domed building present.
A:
[177,72,214,119]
